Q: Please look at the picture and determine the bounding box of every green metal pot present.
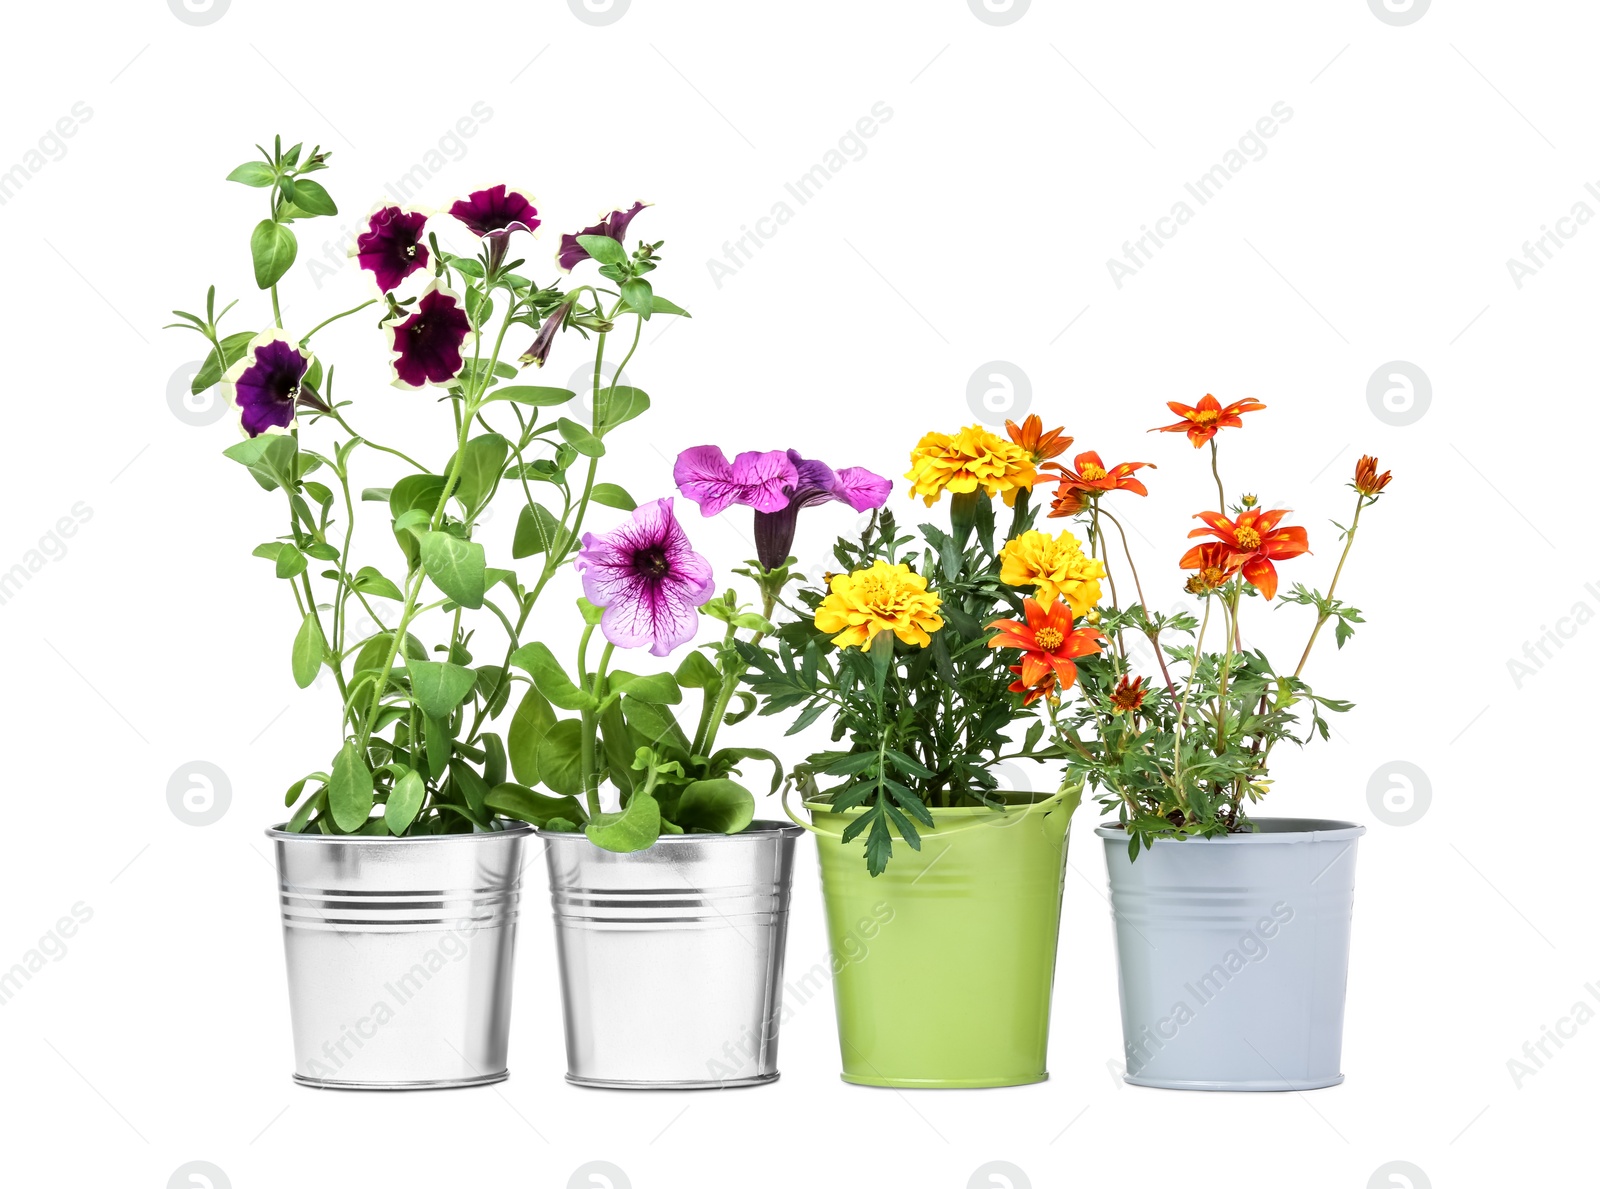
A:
[785,785,1079,1088]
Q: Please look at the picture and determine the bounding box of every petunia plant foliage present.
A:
[168,137,774,845]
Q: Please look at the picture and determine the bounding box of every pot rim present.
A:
[803,789,1058,819]
[1094,816,1365,843]
[535,818,804,841]
[264,820,536,842]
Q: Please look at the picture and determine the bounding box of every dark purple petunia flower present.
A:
[354,205,429,293]
[754,451,891,569]
[387,282,472,389]
[558,201,649,271]
[224,331,314,438]
[673,446,798,517]
[518,300,572,369]
[447,185,540,239]
[574,497,715,657]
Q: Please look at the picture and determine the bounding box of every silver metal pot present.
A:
[541,821,802,1089]
[268,823,533,1089]
[1098,817,1364,1091]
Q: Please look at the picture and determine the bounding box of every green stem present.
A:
[1293,492,1365,679]
[300,300,377,345]
[1172,594,1213,809]
[1209,439,1226,513]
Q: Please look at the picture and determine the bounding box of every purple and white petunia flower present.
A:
[558,201,649,271]
[673,446,798,518]
[386,281,472,389]
[447,185,540,240]
[222,330,315,438]
[353,204,429,293]
[574,497,716,657]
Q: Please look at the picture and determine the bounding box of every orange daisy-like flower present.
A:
[1005,415,1073,465]
[1353,454,1392,496]
[1108,674,1147,714]
[1182,508,1308,600]
[1181,541,1242,595]
[1046,449,1154,503]
[986,597,1104,693]
[1006,663,1057,706]
[1151,394,1266,448]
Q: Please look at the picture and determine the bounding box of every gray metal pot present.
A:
[1097,817,1364,1091]
[268,823,533,1089]
[541,821,802,1089]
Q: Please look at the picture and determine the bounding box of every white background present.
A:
[1,1,1594,1186]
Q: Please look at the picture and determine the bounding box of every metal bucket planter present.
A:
[541,821,802,1089]
[1098,817,1365,1091]
[791,788,1077,1088]
[268,823,533,1090]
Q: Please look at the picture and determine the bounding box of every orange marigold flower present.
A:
[1353,454,1392,496]
[1183,508,1308,600]
[1005,415,1073,465]
[1151,393,1266,448]
[1108,674,1147,714]
[1006,663,1057,707]
[1046,449,1154,503]
[1181,542,1241,595]
[986,597,1103,693]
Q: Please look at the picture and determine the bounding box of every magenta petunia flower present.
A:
[574,498,715,657]
[518,300,572,369]
[223,330,315,438]
[558,201,649,271]
[386,282,472,389]
[354,205,429,293]
[447,185,540,239]
[673,446,798,518]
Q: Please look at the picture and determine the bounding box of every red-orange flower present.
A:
[986,597,1103,692]
[1006,415,1073,465]
[1353,454,1392,496]
[1006,663,1057,706]
[1182,508,1308,600]
[1181,542,1242,595]
[1046,450,1154,506]
[1152,394,1266,448]
[1109,674,1147,714]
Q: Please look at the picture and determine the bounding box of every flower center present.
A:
[404,244,417,258]
[1234,526,1261,550]
[1193,409,1220,426]
[1034,627,1064,651]
[1079,462,1106,481]
[635,545,670,578]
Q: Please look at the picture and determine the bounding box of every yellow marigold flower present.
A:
[813,560,944,650]
[904,425,1037,508]
[998,529,1106,617]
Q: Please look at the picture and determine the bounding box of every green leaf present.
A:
[224,433,297,492]
[707,746,784,795]
[250,219,298,289]
[385,769,426,835]
[449,433,509,514]
[620,278,653,319]
[481,732,507,790]
[227,161,277,188]
[509,641,597,712]
[576,234,627,265]
[508,687,556,785]
[649,294,691,317]
[449,760,491,826]
[290,177,337,216]
[557,418,605,458]
[405,658,478,719]
[291,612,323,689]
[351,566,403,601]
[674,779,755,835]
[389,473,447,519]
[329,741,375,832]
[512,503,563,559]
[606,670,682,706]
[586,788,662,852]
[420,531,486,609]
[192,330,256,394]
[674,650,722,691]
[597,387,650,434]
[589,483,636,511]
[536,719,585,796]
[484,782,588,828]
[482,385,577,407]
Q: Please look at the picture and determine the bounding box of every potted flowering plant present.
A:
[171,137,711,1088]
[703,420,1092,1088]
[991,394,1389,1091]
